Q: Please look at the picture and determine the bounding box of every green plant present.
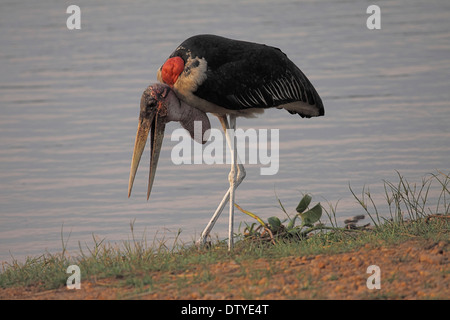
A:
[235,194,324,243]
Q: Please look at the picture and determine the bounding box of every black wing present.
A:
[173,35,324,117]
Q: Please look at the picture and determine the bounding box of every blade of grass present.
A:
[234,203,267,228]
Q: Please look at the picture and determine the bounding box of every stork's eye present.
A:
[147,100,157,109]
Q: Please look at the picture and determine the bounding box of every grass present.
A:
[1,171,449,291]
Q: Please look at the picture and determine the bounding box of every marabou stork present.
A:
[128,34,324,250]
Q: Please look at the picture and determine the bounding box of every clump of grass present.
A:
[0,253,70,290]
[0,223,214,290]
[350,170,450,229]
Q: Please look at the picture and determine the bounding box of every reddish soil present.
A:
[1,238,448,300]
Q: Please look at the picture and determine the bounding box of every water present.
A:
[1,0,449,262]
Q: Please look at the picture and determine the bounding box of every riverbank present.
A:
[1,215,448,300]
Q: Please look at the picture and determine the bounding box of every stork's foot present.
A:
[195,235,211,249]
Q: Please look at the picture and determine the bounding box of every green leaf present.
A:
[299,202,322,226]
[268,216,282,231]
[296,194,312,213]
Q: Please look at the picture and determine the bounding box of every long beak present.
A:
[128,111,166,200]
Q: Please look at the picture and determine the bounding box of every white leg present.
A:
[228,115,237,250]
[197,115,246,248]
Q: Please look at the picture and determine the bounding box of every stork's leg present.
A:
[228,114,237,250]
[197,115,246,249]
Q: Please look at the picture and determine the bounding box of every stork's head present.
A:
[128,83,210,200]
[128,83,170,200]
